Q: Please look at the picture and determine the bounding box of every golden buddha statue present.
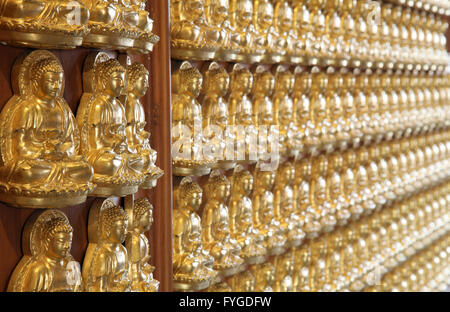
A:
[250,262,275,291]
[341,70,362,149]
[310,68,333,154]
[354,71,373,146]
[309,236,327,292]
[124,197,159,292]
[341,226,359,286]
[367,145,388,210]
[325,230,346,291]
[77,53,147,197]
[228,64,257,164]
[324,0,344,65]
[355,147,377,214]
[251,0,275,63]
[0,0,88,48]
[272,250,294,292]
[251,66,279,165]
[202,170,244,277]
[367,73,384,144]
[204,0,237,62]
[0,50,93,209]
[228,270,255,291]
[379,73,395,141]
[379,3,393,66]
[341,0,357,64]
[272,66,296,159]
[8,210,81,292]
[309,0,327,63]
[353,0,370,66]
[125,62,163,189]
[342,150,363,220]
[228,165,266,264]
[252,165,286,255]
[82,198,131,292]
[170,0,220,60]
[273,161,304,248]
[290,0,309,63]
[230,0,262,63]
[173,177,216,291]
[201,62,235,170]
[293,67,315,157]
[295,157,321,238]
[327,68,349,151]
[327,152,350,226]
[293,243,311,292]
[311,155,336,233]
[272,0,295,64]
[172,62,213,176]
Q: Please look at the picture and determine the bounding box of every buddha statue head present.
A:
[205,170,231,204]
[100,204,129,244]
[126,62,149,98]
[42,216,74,260]
[231,0,254,30]
[130,198,154,233]
[253,69,275,126]
[254,0,274,33]
[202,62,230,129]
[328,153,343,175]
[205,0,229,26]
[273,0,294,35]
[177,177,203,212]
[29,57,64,102]
[229,64,254,126]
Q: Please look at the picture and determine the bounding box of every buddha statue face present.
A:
[44,218,73,260]
[263,264,275,286]
[297,182,310,206]
[134,199,154,232]
[101,206,129,244]
[356,148,369,166]
[103,68,125,98]
[179,180,203,212]
[207,0,229,25]
[234,69,253,94]
[277,71,294,95]
[260,170,275,190]
[297,159,312,179]
[32,62,64,102]
[128,67,149,98]
[343,171,354,193]
[255,0,274,31]
[184,71,203,99]
[314,156,328,176]
[261,194,274,219]
[275,2,293,34]
[234,0,253,29]
[184,0,205,21]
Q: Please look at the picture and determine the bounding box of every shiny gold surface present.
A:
[8,210,81,291]
[0,50,93,209]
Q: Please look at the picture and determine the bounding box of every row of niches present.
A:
[386,0,450,16]
[172,129,450,291]
[171,60,450,177]
[170,0,449,70]
[0,0,158,53]
[0,50,163,209]
[7,197,159,292]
